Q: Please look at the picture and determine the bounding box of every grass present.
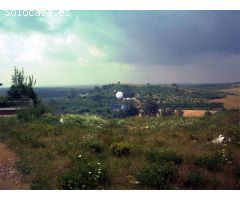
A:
[0,110,239,189]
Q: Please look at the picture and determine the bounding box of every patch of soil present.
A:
[0,143,29,189]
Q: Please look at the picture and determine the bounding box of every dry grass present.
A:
[208,95,240,109]
[221,87,240,96]
[183,110,217,117]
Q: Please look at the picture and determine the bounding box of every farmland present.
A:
[208,87,240,110]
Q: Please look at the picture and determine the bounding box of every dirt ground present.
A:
[0,143,29,189]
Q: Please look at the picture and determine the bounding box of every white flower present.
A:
[89,171,92,174]
[97,162,100,165]
[78,155,82,158]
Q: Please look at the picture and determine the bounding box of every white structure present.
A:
[116,91,124,99]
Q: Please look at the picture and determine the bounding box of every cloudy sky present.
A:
[0,10,239,86]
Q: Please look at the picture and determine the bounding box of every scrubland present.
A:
[0,110,239,189]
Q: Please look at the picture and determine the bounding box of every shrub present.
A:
[89,140,104,153]
[16,159,33,175]
[185,171,205,189]
[146,149,183,165]
[62,114,107,127]
[193,152,227,171]
[110,142,131,157]
[31,139,46,148]
[17,133,33,144]
[17,103,52,121]
[136,162,178,189]
[40,113,59,124]
[58,156,109,189]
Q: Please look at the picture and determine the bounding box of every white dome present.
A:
[116,91,123,99]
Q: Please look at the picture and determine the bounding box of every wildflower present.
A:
[98,171,101,174]
[78,155,82,158]
[134,181,140,184]
[89,171,92,174]
[97,162,100,165]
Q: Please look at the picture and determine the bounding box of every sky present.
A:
[0,10,239,86]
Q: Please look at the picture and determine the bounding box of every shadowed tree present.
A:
[7,67,39,105]
[144,99,159,116]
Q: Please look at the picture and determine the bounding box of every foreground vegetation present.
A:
[0,110,239,189]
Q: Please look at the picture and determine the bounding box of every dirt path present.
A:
[0,143,29,189]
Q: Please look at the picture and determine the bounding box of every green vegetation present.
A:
[0,72,239,189]
[137,162,178,189]
[58,157,109,190]
[7,67,39,105]
[146,149,183,165]
[0,110,239,189]
[110,142,132,157]
[185,171,205,189]
[41,83,224,118]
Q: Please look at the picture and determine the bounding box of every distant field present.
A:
[208,95,240,109]
[221,87,240,96]
[183,110,217,117]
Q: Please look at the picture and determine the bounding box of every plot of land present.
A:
[209,95,240,109]
[221,87,240,95]
[183,110,217,117]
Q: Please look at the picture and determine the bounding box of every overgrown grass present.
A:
[0,110,239,189]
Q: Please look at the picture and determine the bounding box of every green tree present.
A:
[7,67,39,105]
[144,100,159,116]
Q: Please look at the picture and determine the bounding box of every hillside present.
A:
[0,110,239,189]
[42,84,225,117]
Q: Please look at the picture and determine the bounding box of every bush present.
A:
[146,149,183,165]
[17,133,33,144]
[62,114,107,127]
[137,162,178,189]
[89,140,104,153]
[193,152,227,171]
[40,113,59,124]
[31,139,46,148]
[110,142,131,157]
[185,171,205,189]
[16,159,33,175]
[58,156,109,189]
[17,103,52,121]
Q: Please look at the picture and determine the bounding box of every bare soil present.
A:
[0,143,29,189]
